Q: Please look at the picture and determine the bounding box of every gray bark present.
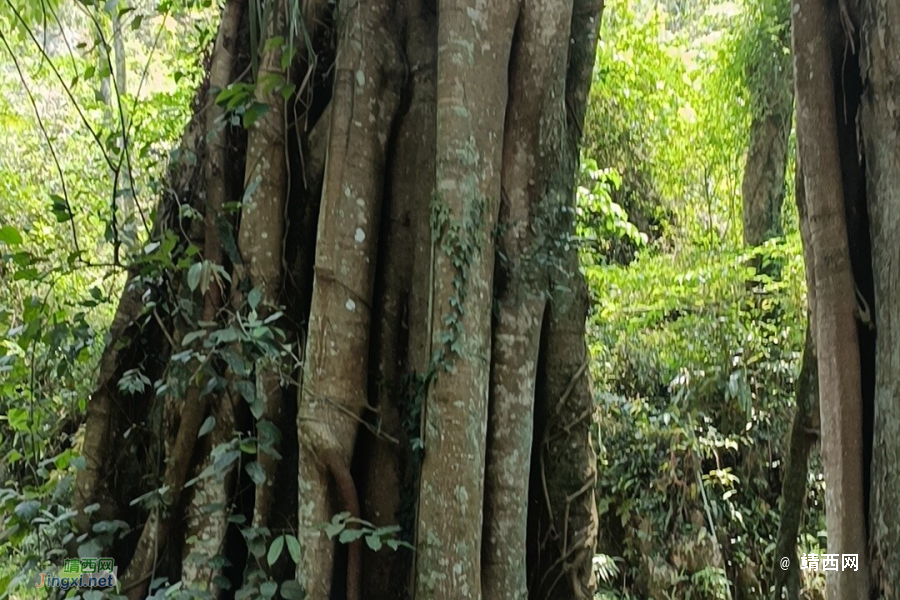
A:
[858,0,900,594]
[792,1,869,598]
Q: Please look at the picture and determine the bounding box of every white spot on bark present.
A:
[356,70,365,86]
[355,228,366,243]
[346,299,356,311]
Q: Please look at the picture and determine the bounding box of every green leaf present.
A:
[13,268,39,281]
[263,36,284,52]
[285,535,301,564]
[182,329,207,346]
[198,416,216,437]
[187,262,203,292]
[49,194,73,222]
[267,535,284,567]
[245,461,266,485]
[14,500,40,521]
[248,288,262,310]
[242,102,270,128]
[338,528,365,544]
[7,408,29,432]
[280,581,305,600]
[260,581,277,598]
[0,225,23,245]
[323,514,346,539]
[365,535,382,552]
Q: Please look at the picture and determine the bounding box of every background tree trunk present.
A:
[741,91,792,247]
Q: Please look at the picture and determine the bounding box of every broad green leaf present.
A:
[267,535,284,567]
[0,225,23,245]
[365,535,382,552]
[245,461,266,485]
[198,416,216,437]
[285,535,301,564]
[260,581,277,598]
[280,581,305,600]
[187,262,203,292]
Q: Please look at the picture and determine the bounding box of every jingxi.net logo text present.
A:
[34,558,117,590]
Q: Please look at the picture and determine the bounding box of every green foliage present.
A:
[0,0,821,598]
[588,237,820,598]
[582,4,819,596]
[585,0,752,251]
[576,161,647,264]
[729,0,792,122]
[323,512,414,553]
[0,0,210,594]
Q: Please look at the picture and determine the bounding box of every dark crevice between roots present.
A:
[526,303,551,598]
[831,22,875,539]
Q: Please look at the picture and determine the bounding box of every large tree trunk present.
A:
[792,0,869,599]
[792,0,900,597]
[858,0,900,594]
[73,1,604,599]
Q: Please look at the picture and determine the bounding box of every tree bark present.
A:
[771,160,820,600]
[741,92,792,247]
[857,0,900,594]
[528,1,603,599]
[296,1,402,598]
[73,1,605,599]
[792,1,869,598]
[482,1,573,598]
[413,3,517,598]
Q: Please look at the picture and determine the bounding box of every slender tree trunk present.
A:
[413,3,517,598]
[528,1,603,599]
[771,160,820,600]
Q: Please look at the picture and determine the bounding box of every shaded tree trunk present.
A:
[738,11,814,597]
[741,83,792,247]
[740,0,793,249]
[771,160,820,600]
[858,0,900,593]
[73,1,604,599]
